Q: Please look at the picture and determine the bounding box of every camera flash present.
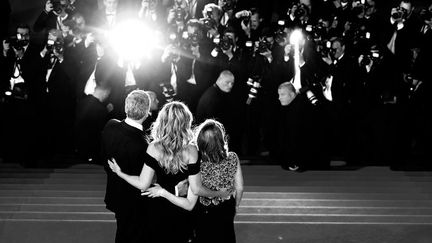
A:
[211,48,218,57]
[182,31,189,39]
[306,25,313,32]
[326,41,331,48]
[365,32,370,39]
[245,41,253,47]
[47,39,55,45]
[372,52,380,58]
[278,20,285,26]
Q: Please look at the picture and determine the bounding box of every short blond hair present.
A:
[125,90,150,120]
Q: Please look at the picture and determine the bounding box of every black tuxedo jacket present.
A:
[101,119,148,216]
[170,52,214,112]
[1,44,45,104]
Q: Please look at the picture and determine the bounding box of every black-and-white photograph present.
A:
[1,0,432,242]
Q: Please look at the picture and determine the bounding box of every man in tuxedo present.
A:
[34,0,72,34]
[320,38,360,164]
[1,24,45,165]
[74,61,112,164]
[175,19,216,113]
[39,28,79,156]
[101,90,151,243]
[91,0,119,30]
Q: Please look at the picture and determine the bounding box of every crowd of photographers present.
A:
[0,0,431,170]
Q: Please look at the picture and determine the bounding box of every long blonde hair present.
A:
[150,101,194,174]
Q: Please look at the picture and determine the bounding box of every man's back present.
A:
[101,119,147,215]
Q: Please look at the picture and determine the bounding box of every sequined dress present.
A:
[194,151,239,243]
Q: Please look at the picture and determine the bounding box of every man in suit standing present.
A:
[101,90,151,243]
[1,24,45,165]
[91,0,119,30]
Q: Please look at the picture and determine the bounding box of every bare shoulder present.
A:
[147,142,162,160]
[183,144,198,165]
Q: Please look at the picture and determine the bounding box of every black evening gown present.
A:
[144,152,198,243]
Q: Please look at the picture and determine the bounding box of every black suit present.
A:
[0,44,45,164]
[101,119,148,243]
[43,52,78,155]
[275,95,328,169]
[176,53,214,113]
[74,94,108,163]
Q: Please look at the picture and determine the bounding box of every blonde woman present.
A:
[108,101,227,243]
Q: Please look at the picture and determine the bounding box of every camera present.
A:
[160,83,176,102]
[305,22,326,41]
[211,35,234,57]
[219,35,234,51]
[202,17,217,31]
[246,75,262,105]
[46,39,64,54]
[256,39,271,54]
[7,34,28,51]
[317,40,333,58]
[360,49,380,67]
[273,20,287,45]
[293,4,308,19]
[391,7,407,20]
[187,32,199,47]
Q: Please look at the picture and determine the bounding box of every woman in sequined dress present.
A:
[193,119,244,243]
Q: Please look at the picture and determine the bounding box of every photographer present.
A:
[34,0,73,33]
[172,19,215,113]
[382,0,422,69]
[1,24,45,104]
[201,3,223,34]
[218,0,237,28]
[167,0,188,23]
[0,24,45,165]
[415,4,432,86]
[320,38,360,164]
[401,6,432,165]
[189,0,214,19]
[285,2,310,29]
[139,0,163,24]
[236,7,264,42]
[210,27,249,153]
[41,28,79,157]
